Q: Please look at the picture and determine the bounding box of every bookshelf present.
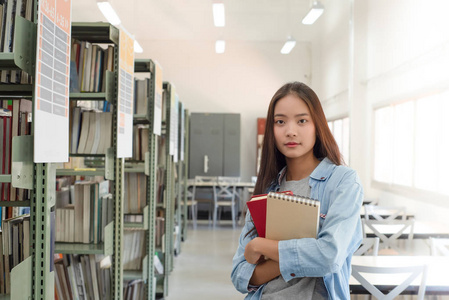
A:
[0,3,56,299]
[54,21,124,300]
[180,110,190,242]
[122,59,161,300]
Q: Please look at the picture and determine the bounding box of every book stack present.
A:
[55,180,113,244]
[124,173,147,214]
[0,0,34,84]
[70,109,113,155]
[132,125,149,161]
[0,214,30,294]
[123,279,145,300]
[54,254,112,300]
[122,231,146,270]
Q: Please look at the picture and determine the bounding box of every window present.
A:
[373,91,449,196]
[328,117,350,164]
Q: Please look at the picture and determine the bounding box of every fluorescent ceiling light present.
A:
[281,39,296,54]
[302,1,324,25]
[97,1,121,26]
[134,40,143,53]
[213,3,225,27]
[215,40,225,54]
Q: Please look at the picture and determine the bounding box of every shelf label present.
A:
[169,86,179,161]
[153,61,163,136]
[34,0,71,162]
[180,102,185,161]
[117,26,135,158]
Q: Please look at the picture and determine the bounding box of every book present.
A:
[247,191,320,240]
[266,192,320,240]
[247,191,293,238]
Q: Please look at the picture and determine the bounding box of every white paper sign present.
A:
[180,102,185,161]
[34,0,72,162]
[153,61,163,136]
[117,26,134,158]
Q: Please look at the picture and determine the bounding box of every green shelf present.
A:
[0,294,9,300]
[124,165,145,173]
[70,92,107,101]
[0,84,33,99]
[0,200,30,207]
[134,59,155,73]
[55,168,106,176]
[55,222,114,255]
[71,22,119,44]
[0,174,11,183]
[123,270,143,280]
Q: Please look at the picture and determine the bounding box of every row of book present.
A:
[55,180,112,244]
[0,99,32,203]
[0,214,30,294]
[70,108,113,155]
[54,254,112,300]
[70,39,114,93]
[123,280,145,300]
[132,125,149,161]
[123,231,146,270]
[0,0,34,84]
[124,173,147,214]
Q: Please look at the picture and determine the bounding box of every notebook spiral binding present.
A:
[268,192,320,207]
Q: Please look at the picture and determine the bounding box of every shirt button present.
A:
[290,273,296,277]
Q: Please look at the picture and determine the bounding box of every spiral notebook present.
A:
[265,192,321,241]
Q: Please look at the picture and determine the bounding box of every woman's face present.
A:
[273,94,316,162]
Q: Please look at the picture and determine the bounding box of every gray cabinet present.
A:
[189,113,240,178]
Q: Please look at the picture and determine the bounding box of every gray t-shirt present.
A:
[261,176,328,300]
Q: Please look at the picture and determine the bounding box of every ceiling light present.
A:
[97,0,121,26]
[215,40,225,54]
[302,1,324,25]
[134,40,143,53]
[281,38,296,54]
[213,3,225,27]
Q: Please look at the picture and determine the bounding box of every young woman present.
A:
[231,82,363,299]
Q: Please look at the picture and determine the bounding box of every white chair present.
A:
[351,264,428,300]
[429,238,449,256]
[193,176,217,224]
[364,204,407,221]
[354,238,380,256]
[362,218,415,253]
[213,176,240,228]
[183,185,198,229]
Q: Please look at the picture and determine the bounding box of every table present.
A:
[186,180,255,224]
[350,256,449,295]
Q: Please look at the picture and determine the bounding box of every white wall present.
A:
[316,0,449,225]
[136,40,311,180]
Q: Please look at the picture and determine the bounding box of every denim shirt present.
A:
[231,158,363,300]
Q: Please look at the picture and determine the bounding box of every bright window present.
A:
[328,117,350,164]
[373,90,449,195]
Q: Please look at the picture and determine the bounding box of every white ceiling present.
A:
[72,0,325,49]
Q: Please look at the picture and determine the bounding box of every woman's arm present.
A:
[245,237,281,285]
[249,259,281,286]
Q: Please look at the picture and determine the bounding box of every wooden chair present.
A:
[351,264,428,300]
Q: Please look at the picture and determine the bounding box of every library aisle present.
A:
[167,222,244,299]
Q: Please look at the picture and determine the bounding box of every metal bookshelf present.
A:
[122,59,160,300]
[54,22,124,300]
[0,8,55,299]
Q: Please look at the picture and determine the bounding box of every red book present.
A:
[247,191,293,238]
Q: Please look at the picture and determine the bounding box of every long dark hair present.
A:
[254,82,343,195]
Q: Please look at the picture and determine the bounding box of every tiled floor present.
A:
[166,221,244,300]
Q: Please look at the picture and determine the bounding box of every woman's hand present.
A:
[244,237,264,264]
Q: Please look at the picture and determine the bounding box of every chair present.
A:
[351,264,428,300]
[192,176,217,224]
[362,218,415,253]
[354,238,380,256]
[183,185,198,229]
[364,204,407,221]
[429,238,449,256]
[213,176,240,228]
